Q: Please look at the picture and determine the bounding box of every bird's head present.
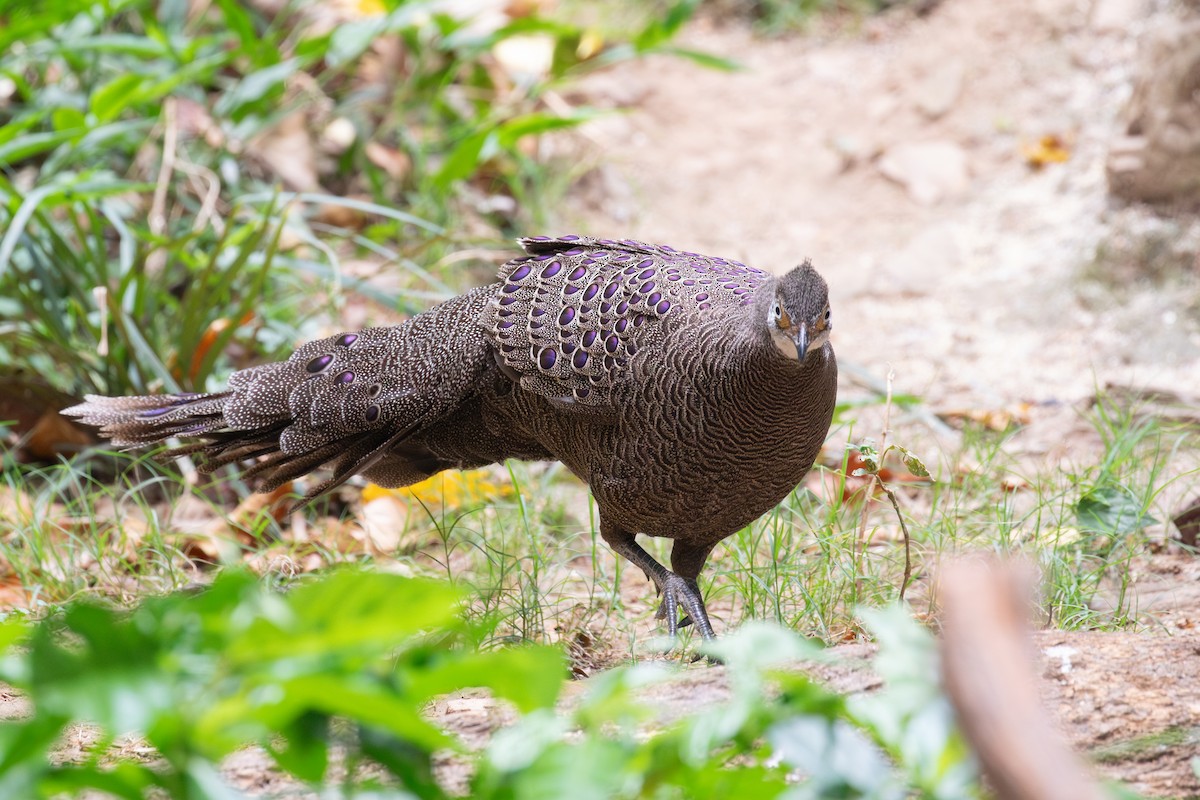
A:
[766,260,831,363]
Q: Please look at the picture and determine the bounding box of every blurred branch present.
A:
[938,557,1109,800]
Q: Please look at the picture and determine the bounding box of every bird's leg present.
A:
[600,522,717,640]
[665,540,717,639]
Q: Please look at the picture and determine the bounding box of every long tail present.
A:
[62,332,428,504]
[64,289,498,505]
[62,392,233,447]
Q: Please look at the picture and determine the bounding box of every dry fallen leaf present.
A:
[246,110,320,192]
[357,495,408,553]
[1021,134,1071,169]
[1000,476,1031,493]
[203,482,294,545]
[364,140,411,181]
[22,408,94,461]
[1171,495,1200,548]
[0,572,29,611]
[939,402,1033,431]
[189,312,255,384]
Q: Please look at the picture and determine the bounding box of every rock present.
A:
[1106,20,1200,204]
[1091,0,1150,31]
[878,140,971,205]
[883,223,966,293]
[914,61,964,119]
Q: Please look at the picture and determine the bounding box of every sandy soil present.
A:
[568,0,1200,411]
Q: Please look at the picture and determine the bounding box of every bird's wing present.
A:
[478,235,769,407]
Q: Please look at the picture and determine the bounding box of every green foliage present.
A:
[1074,484,1158,554]
[472,606,978,799]
[0,569,566,797]
[1042,398,1176,627]
[0,575,982,798]
[707,0,904,36]
[0,0,709,398]
[0,186,292,396]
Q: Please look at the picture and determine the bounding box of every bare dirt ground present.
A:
[570,0,1200,409]
[555,0,1200,795]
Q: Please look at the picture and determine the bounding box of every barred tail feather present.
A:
[62,393,231,446]
[61,391,429,510]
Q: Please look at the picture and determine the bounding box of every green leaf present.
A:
[0,130,78,167]
[0,617,29,654]
[897,446,930,478]
[851,606,980,797]
[213,59,299,120]
[403,645,567,713]
[495,110,603,148]
[501,736,631,800]
[51,107,87,133]
[634,0,700,51]
[224,570,462,665]
[767,717,894,795]
[656,46,741,71]
[480,709,571,774]
[1075,484,1157,537]
[434,129,493,189]
[90,74,147,124]
[28,603,182,735]
[40,762,159,800]
[211,0,261,55]
[851,440,880,474]
[267,712,329,782]
[183,757,249,800]
[327,17,386,67]
[62,34,173,58]
[257,674,450,751]
[702,620,820,674]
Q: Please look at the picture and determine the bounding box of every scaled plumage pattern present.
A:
[65,235,838,640]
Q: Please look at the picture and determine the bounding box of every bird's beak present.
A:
[793,324,810,362]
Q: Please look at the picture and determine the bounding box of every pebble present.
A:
[878,140,971,205]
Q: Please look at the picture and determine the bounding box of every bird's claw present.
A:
[653,573,715,640]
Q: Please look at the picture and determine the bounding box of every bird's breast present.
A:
[589,343,837,537]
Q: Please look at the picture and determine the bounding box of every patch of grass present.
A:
[704,0,916,36]
[3,385,1192,661]
[1091,726,1200,763]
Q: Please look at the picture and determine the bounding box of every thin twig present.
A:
[881,369,912,601]
[880,368,894,452]
[91,285,109,357]
[176,159,224,236]
[883,483,913,601]
[146,97,178,274]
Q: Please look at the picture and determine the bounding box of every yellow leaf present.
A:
[1021,134,1070,169]
[355,0,386,15]
[363,470,513,508]
[577,30,604,60]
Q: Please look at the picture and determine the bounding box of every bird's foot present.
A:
[652,573,716,640]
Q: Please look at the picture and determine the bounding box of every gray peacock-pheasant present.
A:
[65,235,838,640]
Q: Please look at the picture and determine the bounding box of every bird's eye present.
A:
[772,301,782,321]
[824,307,832,323]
